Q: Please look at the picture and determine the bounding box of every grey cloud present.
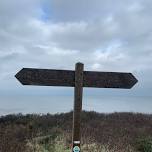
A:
[0,0,42,24]
[48,20,119,51]
[0,0,151,101]
[0,52,19,61]
[47,0,136,22]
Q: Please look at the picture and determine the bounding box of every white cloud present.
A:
[0,0,151,98]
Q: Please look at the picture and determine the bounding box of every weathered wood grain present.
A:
[83,71,138,89]
[15,68,75,87]
[15,68,138,89]
[72,63,83,151]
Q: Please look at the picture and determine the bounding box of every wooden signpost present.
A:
[15,62,138,152]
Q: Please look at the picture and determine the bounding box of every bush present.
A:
[136,137,152,152]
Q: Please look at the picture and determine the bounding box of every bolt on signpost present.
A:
[15,62,138,152]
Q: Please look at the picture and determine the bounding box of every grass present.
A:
[26,134,70,152]
[0,111,152,151]
[26,134,135,152]
[135,137,152,152]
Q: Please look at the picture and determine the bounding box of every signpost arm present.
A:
[72,62,84,151]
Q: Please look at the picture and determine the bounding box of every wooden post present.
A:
[72,62,84,152]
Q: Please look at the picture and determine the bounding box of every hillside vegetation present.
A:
[0,111,152,152]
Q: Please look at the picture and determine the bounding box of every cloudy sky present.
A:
[0,0,152,115]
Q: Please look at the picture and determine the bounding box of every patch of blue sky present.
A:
[40,3,52,22]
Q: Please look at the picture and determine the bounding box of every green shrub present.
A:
[136,137,152,152]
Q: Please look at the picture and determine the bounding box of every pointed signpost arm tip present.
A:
[15,68,30,85]
[130,73,138,88]
[15,68,23,84]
